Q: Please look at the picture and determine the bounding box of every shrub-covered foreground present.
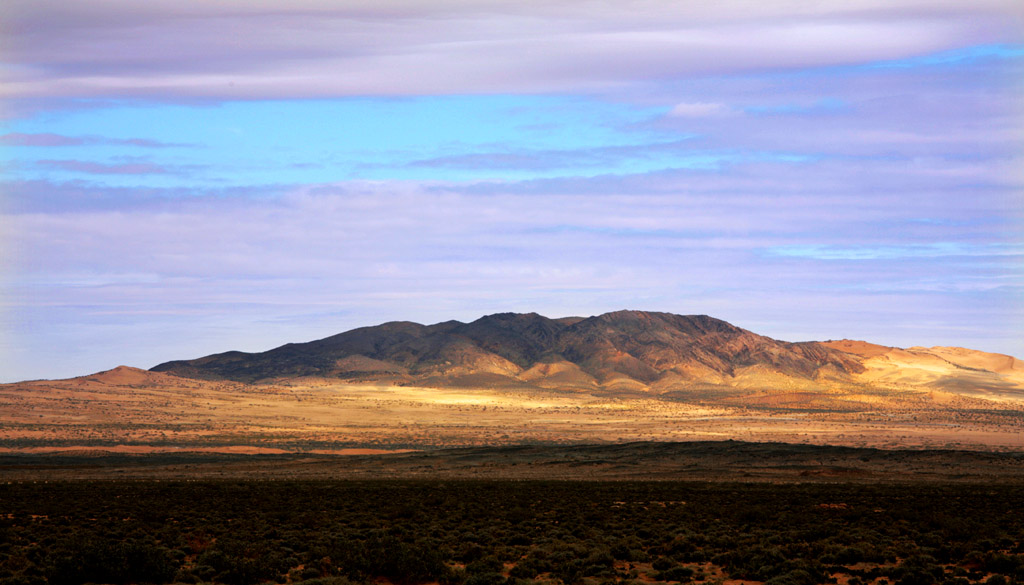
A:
[1,480,1022,585]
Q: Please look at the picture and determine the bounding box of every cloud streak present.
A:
[767,243,1024,260]
[0,133,188,147]
[3,0,1022,101]
[36,160,172,175]
[668,102,737,118]
[4,168,1021,380]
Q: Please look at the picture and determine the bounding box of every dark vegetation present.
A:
[2,481,1023,585]
[7,441,1024,483]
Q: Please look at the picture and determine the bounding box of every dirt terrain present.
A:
[3,364,1024,455]
[3,311,1023,457]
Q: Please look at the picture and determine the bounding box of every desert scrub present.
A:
[0,481,1021,585]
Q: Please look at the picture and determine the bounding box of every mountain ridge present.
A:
[148,310,894,392]
[5,311,1023,454]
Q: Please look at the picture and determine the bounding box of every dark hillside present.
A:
[152,310,864,387]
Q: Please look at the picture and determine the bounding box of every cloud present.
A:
[36,160,171,175]
[404,140,702,172]
[869,43,1024,68]
[668,102,736,118]
[640,58,1024,165]
[2,1,1022,381]
[766,243,1024,260]
[408,152,575,172]
[744,98,847,116]
[0,132,189,147]
[1,133,86,146]
[3,171,1022,381]
[0,180,286,213]
[3,0,1021,101]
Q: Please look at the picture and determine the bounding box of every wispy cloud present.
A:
[5,173,1021,380]
[3,0,1021,101]
[868,43,1024,69]
[36,160,172,175]
[2,0,1022,381]
[766,243,1024,261]
[404,140,707,173]
[0,133,189,147]
[2,133,90,146]
[744,98,847,116]
[667,102,737,118]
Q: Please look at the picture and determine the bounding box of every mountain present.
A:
[151,310,868,391]
[6,311,1024,454]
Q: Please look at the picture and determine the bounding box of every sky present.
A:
[1,0,1022,382]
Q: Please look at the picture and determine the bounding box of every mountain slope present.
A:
[151,310,863,390]
[822,340,1024,400]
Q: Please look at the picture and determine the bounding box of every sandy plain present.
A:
[2,366,1023,455]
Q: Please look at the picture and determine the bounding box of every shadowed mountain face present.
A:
[151,310,864,389]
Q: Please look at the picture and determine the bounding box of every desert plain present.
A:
[2,359,1022,457]
[3,313,1024,585]
[3,311,1024,481]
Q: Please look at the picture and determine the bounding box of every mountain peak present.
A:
[470,311,545,324]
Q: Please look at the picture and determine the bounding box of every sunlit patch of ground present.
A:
[1,367,1022,453]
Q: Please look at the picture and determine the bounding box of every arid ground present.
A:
[2,364,1023,456]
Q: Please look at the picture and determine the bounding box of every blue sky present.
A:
[1,0,1022,381]
[3,97,713,186]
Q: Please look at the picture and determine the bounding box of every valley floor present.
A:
[2,373,1023,454]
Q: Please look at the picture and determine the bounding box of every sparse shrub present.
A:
[764,569,818,585]
[466,556,503,575]
[464,573,505,585]
[47,538,178,585]
[656,566,695,582]
[652,557,675,571]
[0,480,1021,585]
